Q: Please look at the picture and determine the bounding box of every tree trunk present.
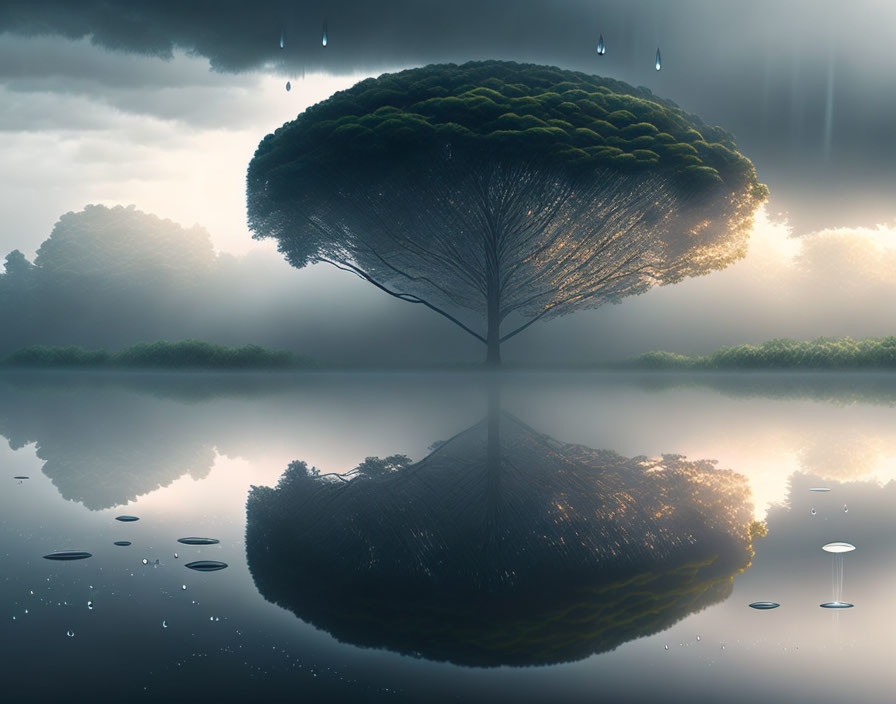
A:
[486,319,501,365]
[485,376,502,535]
[485,272,501,366]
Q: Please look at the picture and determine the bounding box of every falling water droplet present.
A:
[66,630,75,638]
[749,601,780,610]
[280,31,284,49]
[87,601,93,610]
[181,585,187,591]
[843,504,848,513]
[285,81,291,92]
[174,553,179,559]
[810,508,816,515]
[696,635,701,641]
[322,23,328,47]
[162,620,168,628]
[655,48,662,71]
[596,34,606,55]
[820,601,854,609]
[142,558,148,565]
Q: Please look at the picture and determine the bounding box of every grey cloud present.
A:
[2,1,896,231]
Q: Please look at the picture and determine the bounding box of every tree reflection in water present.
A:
[247,411,759,667]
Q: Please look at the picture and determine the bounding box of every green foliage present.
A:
[623,337,896,370]
[2,340,313,370]
[249,60,763,207]
[354,454,413,479]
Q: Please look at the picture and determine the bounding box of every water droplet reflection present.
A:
[185,560,228,572]
[43,551,91,561]
[177,538,220,546]
[822,542,855,553]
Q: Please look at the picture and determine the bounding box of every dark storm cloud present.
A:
[2,0,895,231]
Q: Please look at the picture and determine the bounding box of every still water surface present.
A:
[1,371,893,702]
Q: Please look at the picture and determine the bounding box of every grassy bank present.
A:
[2,340,315,370]
[619,337,896,370]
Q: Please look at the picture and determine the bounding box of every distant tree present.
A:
[35,204,216,289]
[3,250,33,279]
[248,60,767,364]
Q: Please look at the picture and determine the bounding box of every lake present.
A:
[1,371,893,703]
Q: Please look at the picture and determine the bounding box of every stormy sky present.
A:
[1,0,895,363]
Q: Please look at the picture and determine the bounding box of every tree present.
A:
[247,61,767,364]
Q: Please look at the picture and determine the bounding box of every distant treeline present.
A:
[2,340,315,370]
[621,337,896,370]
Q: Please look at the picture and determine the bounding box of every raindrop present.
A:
[210,616,215,622]
[177,538,220,546]
[696,635,701,641]
[116,516,139,522]
[66,630,75,638]
[809,487,830,492]
[820,601,854,609]
[113,541,131,547]
[174,553,179,559]
[810,508,816,515]
[655,48,662,71]
[181,585,187,591]
[322,23,328,47]
[185,560,228,572]
[142,559,149,565]
[285,81,291,92]
[13,476,29,480]
[43,551,92,561]
[596,34,606,55]
[749,601,780,610]
[162,620,168,629]
[280,31,284,49]
[843,504,848,513]
[664,645,669,650]
[822,542,855,553]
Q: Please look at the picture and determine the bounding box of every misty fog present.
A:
[1,202,894,366]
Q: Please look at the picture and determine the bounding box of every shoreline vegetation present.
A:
[616,337,896,370]
[1,340,314,370]
[4,336,896,372]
